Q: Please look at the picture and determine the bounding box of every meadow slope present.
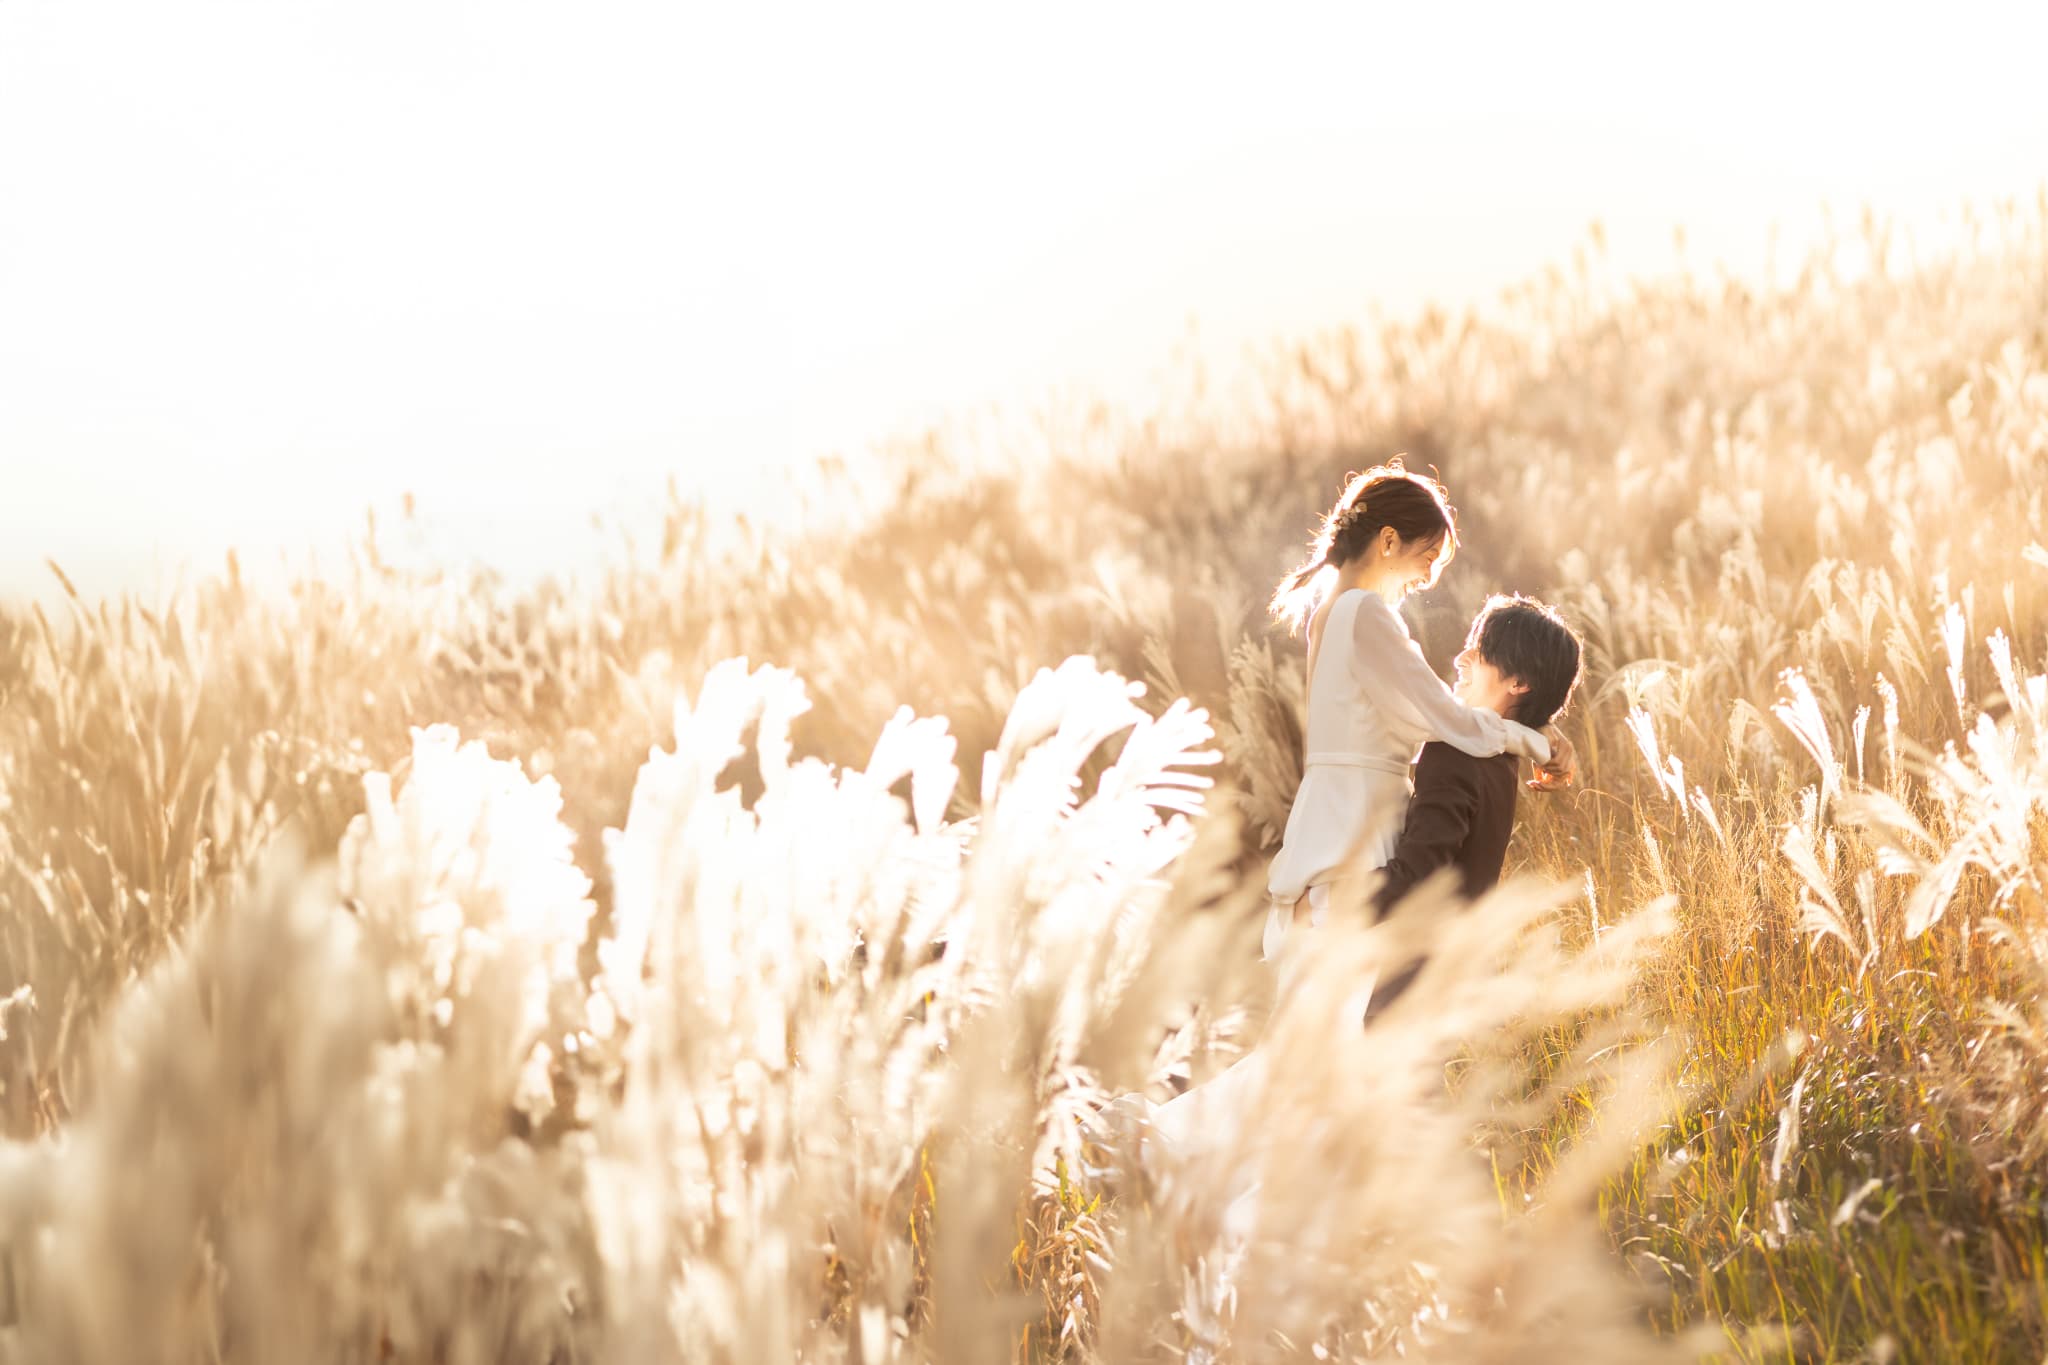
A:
[3,203,2048,1362]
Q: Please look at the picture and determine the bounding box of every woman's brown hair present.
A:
[1269,460,1459,633]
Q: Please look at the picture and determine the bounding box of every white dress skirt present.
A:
[1260,759,1410,958]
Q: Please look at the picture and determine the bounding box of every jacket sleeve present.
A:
[1374,744,1481,913]
[1349,593,1550,762]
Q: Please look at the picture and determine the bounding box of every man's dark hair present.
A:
[1466,595,1582,730]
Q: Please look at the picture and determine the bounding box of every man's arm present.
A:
[1373,743,1481,915]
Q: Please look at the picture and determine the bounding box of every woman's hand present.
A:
[1529,726,1577,791]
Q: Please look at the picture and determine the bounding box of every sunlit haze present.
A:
[4,2,2045,605]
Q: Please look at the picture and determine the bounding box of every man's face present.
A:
[1454,644,1526,718]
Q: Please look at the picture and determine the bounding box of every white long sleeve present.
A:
[1347,592,1551,763]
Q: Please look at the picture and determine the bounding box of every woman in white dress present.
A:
[1260,461,1569,957]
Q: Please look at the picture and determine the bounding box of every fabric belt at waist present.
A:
[1303,750,1411,777]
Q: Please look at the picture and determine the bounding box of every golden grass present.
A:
[3,196,2048,1360]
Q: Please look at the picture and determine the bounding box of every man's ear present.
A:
[1507,676,1531,697]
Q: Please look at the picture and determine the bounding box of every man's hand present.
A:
[1529,725,1577,791]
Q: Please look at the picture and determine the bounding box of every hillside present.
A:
[3,204,2047,1361]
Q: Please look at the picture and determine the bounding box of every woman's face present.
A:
[1372,533,1442,602]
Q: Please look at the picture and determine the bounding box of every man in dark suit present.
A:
[1364,595,1584,1019]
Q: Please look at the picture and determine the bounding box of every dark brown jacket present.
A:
[1372,740,1521,915]
[1362,741,1522,1022]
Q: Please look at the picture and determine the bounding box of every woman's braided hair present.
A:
[1269,459,1459,633]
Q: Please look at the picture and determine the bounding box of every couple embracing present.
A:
[1139,456,1584,1168]
[1259,459,1583,969]
[1119,461,1588,1332]
[1135,461,1585,1173]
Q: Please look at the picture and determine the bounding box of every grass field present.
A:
[3,200,2048,1362]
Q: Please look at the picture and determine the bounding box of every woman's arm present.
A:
[1529,727,1577,789]
[1349,594,1552,763]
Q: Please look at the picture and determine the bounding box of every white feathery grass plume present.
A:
[1766,1067,1811,1247]
[1625,707,1686,804]
[1836,787,1936,879]
[864,703,960,839]
[338,724,595,1129]
[1831,1177,1887,1231]
[965,656,1219,973]
[1851,704,1871,786]
[1841,632,2048,938]
[978,654,1144,812]
[598,656,805,1024]
[1783,821,1871,978]
[1941,598,1968,722]
[1773,668,1841,811]
[1985,628,2047,744]
[1210,637,1306,851]
[1728,695,1775,763]
[1902,842,1973,940]
[1688,785,1729,847]
[1876,672,1902,785]
[1639,821,1671,892]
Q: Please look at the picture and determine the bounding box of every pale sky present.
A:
[4,2,2047,605]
